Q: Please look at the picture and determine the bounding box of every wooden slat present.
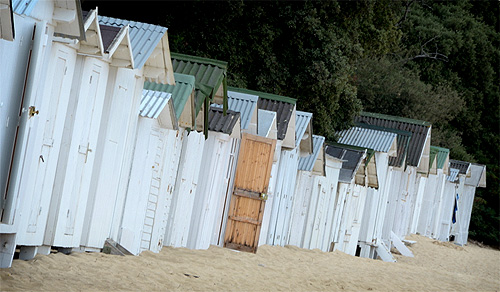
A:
[228,215,261,226]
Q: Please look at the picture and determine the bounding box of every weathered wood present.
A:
[391,231,414,257]
[224,134,275,253]
[103,238,133,256]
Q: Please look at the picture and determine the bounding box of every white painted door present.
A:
[21,43,76,246]
[85,68,137,249]
[51,57,108,247]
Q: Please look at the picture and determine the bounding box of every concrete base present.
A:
[19,246,38,261]
[0,233,17,268]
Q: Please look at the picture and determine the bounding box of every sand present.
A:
[1,234,499,291]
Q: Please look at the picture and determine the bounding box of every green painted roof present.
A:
[143,73,195,119]
[360,111,432,127]
[228,87,297,105]
[171,52,228,114]
[430,146,450,169]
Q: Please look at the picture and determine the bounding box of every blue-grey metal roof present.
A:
[208,107,240,135]
[447,168,460,183]
[325,144,365,183]
[225,90,258,130]
[337,126,397,153]
[298,135,325,172]
[12,0,37,16]
[140,89,171,119]
[355,112,430,167]
[99,15,167,69]
[295,111,312,147]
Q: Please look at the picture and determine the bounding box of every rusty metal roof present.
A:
[355,112,430,167]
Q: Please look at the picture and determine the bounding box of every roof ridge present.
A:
[228,87,297,104]
[360,111,432,127]
[171,52,228,69]
[99,15,167,32]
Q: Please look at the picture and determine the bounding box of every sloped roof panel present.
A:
[258,98,294,141]
[225,90,258,130]
[140,89,171,119]
[295,111,312,147]
[355,112,430,167]
[99,24,121,52]
[144,73,195,119]
[449,159,470,175]
[325,144,365,183]
[99,15,167,69]
[465,164,486,187]
[354,123,411,168]
[208,107,239,135]
[171,52,227,114]
[12,0,37,16]
[298,135,325,172]
[430,146,450,169]
[337,126,397,153]
[447,168,460,183]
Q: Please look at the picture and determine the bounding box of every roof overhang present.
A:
[143,31,175,85]
[78,8,104,55]
[140,89,178,130]
[105,24,134,68]
[53,0,85,40]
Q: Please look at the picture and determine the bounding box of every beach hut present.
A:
[187,107,241,250]
[111,74,195,255]
[449,161,486,246]
[0,0,87,266]
[332,126,398,258]
[355,112,432,241]
[288,137,343,252]
[416,146,450,238]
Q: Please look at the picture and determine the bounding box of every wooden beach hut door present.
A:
[224,134,276,253]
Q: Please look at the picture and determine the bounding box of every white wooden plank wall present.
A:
[81,68,138,251]
[165,130,205,248]
[455,185,476,245]
[188,133,233,250]
[436,181,458,241]
[216,138,240,246]
[409,175,427,234]
[321,161,341,252]
[258,141,282,247]
[267,148,299,246]
[288,171,314,247]
[429,170,446,239]
[417,174,439,236]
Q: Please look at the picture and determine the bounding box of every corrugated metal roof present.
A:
[295,111,312,147]
[99,15,167,69]
[228,87,296,104]
[208,107,239,135]
[140,89,171,119]
[354,122,411,168]
[355,112,430,167]
[325,144,365,183]
[449,159,470,175]
[12,0,37,16]
[465,163,486,188]
[447,168,460,182]
[224,87,295,140]
[430,146,449,169]
[171,52,227,114]
[144,73,195,119]
[258,98,294,141]
[225,90,258,130]
[337,126,397,153]
[298,135,325,172]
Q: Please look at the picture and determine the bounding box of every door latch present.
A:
[29,106,39,118]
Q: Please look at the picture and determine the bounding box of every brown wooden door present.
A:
[224,133,276,253]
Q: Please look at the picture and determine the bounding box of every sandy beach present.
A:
[1,234,499,291]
